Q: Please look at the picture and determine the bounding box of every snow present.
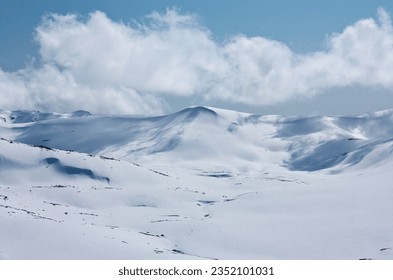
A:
[0,106,393,259]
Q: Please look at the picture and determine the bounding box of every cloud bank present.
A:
[1,8,393,114]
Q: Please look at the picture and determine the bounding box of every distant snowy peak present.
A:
[0,109,93,124]
[71,110,93,118]
[176,106,217,118]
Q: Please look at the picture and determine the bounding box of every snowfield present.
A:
[0,106,392,259]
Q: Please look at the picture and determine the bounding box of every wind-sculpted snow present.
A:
[43,157,110,182]
[1,107,393,259]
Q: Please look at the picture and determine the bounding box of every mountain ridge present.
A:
[2,106,393,172]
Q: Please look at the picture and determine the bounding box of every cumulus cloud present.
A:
[1,8,393,114]
[0,65,165,114]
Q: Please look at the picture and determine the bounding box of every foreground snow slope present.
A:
[0,107,393,259]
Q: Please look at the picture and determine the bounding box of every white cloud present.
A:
[35,10,224,97]
[1,8,393,114]
[0,65,165,114]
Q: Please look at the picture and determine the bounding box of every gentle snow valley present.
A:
[0,106,392,259]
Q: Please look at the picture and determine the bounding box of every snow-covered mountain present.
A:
[1,106,393,259]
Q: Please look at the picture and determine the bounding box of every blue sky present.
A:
[1,0,393,115]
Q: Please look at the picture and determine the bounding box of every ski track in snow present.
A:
[1,107,393,259]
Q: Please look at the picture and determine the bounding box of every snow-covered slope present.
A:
[4,106,393,172]
[1,107,393,259]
